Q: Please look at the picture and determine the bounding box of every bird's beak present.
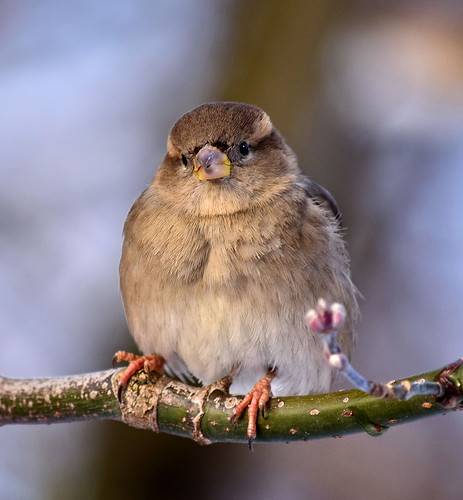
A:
[193,145,231,181]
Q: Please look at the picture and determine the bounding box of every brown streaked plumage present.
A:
[116,102,359,443]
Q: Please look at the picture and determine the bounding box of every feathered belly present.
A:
[137,285,333,396]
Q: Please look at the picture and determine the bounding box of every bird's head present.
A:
[153,102,300,216]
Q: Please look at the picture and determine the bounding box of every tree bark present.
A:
[1,362,462,444]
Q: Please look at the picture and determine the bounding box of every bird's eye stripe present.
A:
[212,141,228,151]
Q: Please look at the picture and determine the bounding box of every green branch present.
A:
[1,361,462,444]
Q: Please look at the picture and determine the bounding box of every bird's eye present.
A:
[238,141,249,156]
[181,154,188,166]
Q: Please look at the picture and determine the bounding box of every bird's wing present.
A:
[297,178,342,224]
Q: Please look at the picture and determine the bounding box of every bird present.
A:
[114,101,359,445]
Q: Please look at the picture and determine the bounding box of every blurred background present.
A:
[1,1,463,498]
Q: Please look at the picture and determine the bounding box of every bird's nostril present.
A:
[205,155,213,168]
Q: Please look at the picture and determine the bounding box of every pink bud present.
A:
[331,303,346,330]
[329,353,348,370]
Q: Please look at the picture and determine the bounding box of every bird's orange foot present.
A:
[231,370,276,450]
[112,351,165,402]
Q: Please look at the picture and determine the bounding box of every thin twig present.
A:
[305,298,463,408]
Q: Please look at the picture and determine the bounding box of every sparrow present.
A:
[115,101,359,445]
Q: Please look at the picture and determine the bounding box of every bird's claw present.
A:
[112,351,165,403]
[231,371,275,450]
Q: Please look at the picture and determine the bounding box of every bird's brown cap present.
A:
[167,102,272,155]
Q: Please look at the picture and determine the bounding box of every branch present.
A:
[1,361,462,444]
